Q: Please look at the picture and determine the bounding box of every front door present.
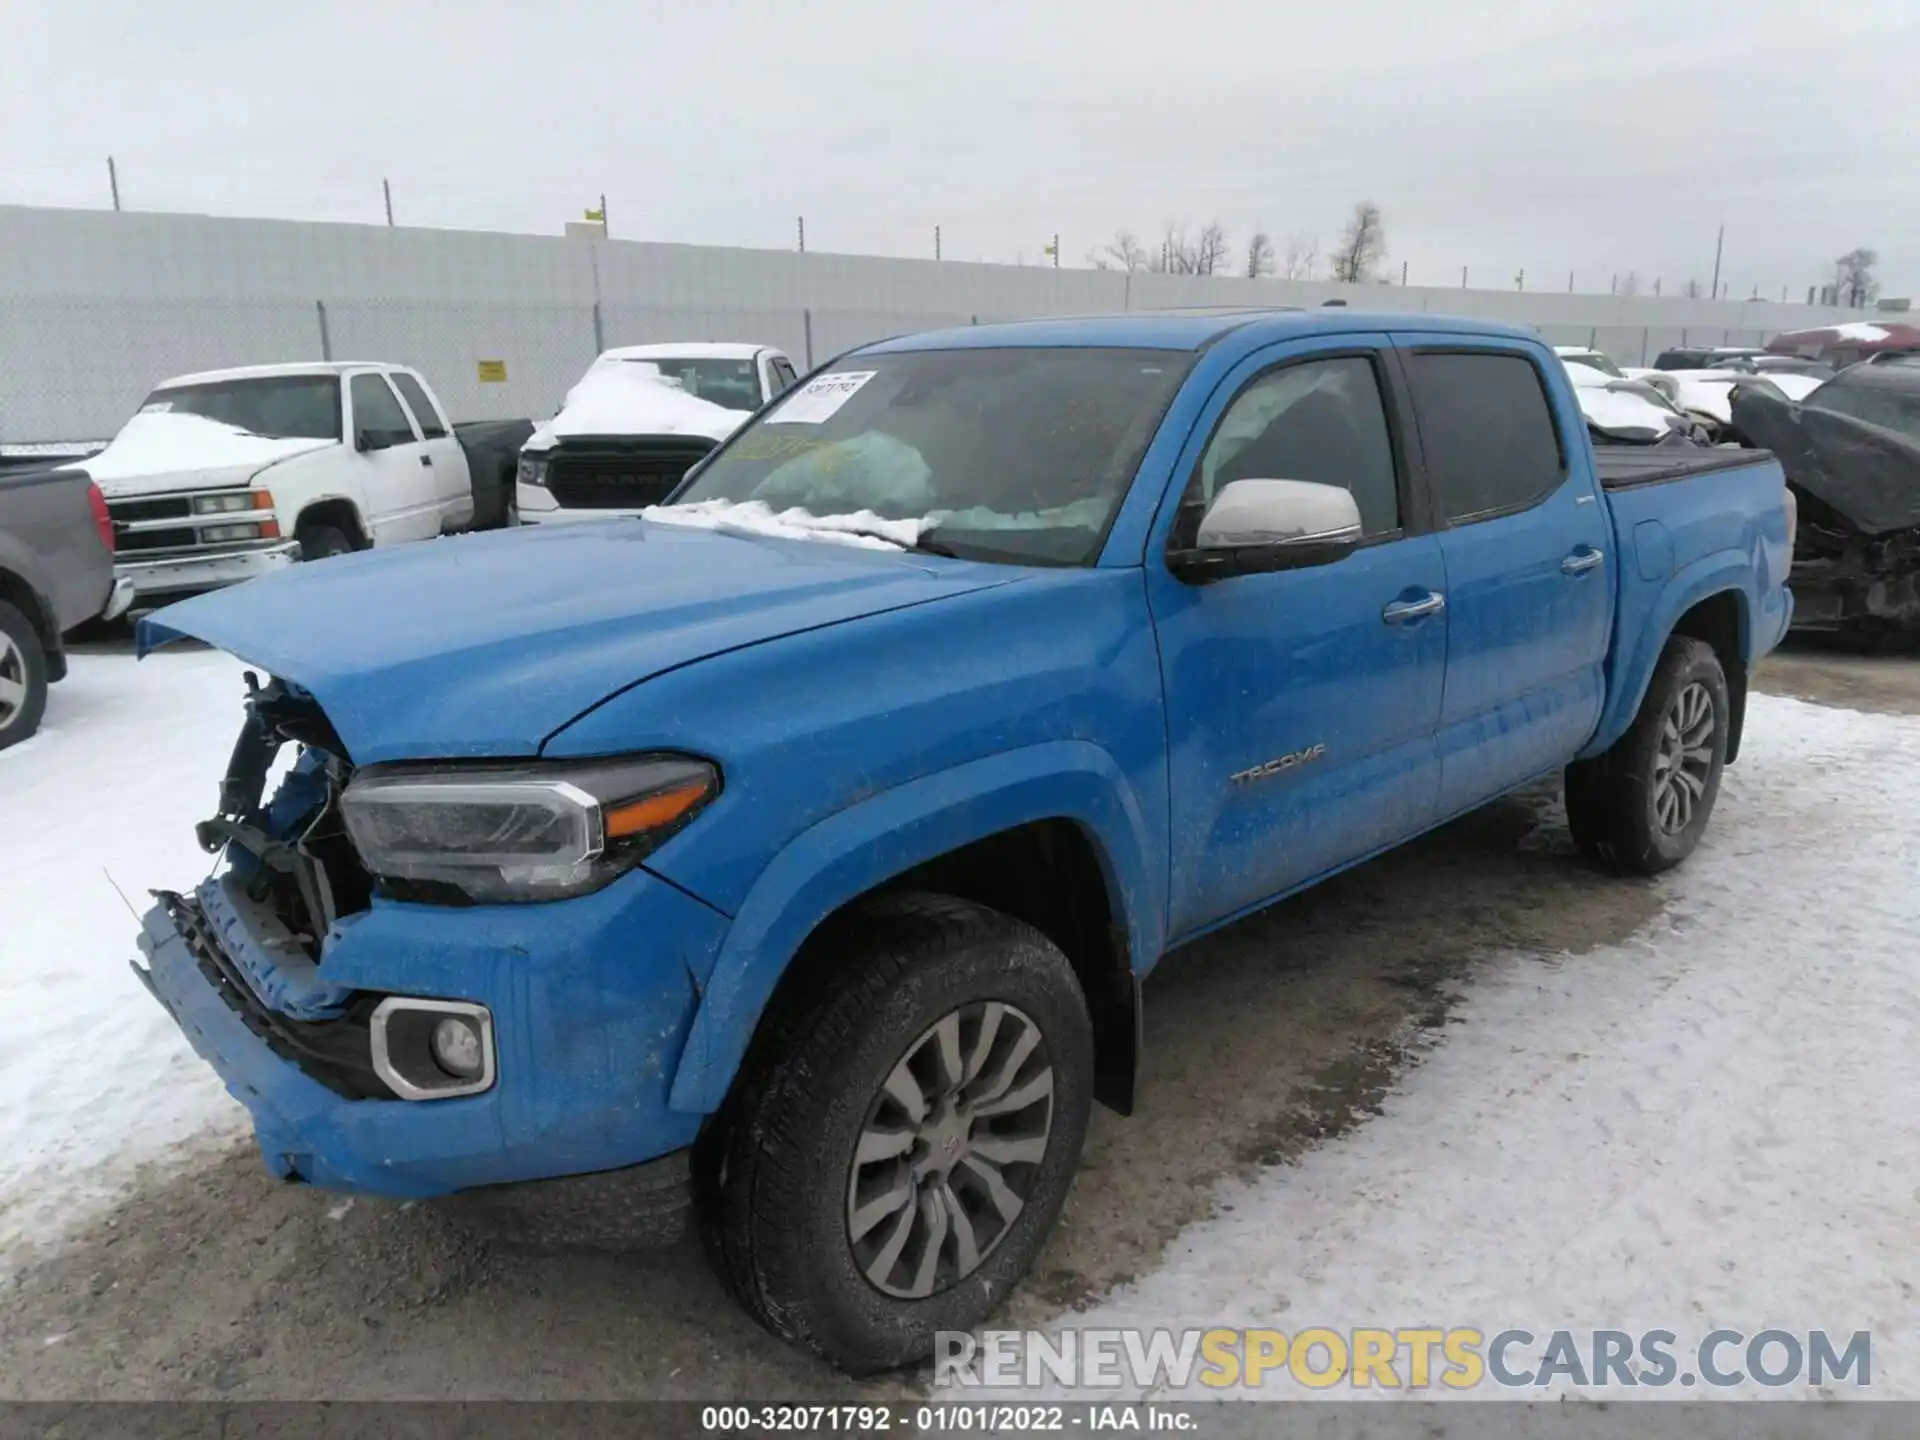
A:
[347,371,438,542]
[1395,340,1614,814]
[1147,341,1448,939]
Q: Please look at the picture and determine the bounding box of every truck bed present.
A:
[1594,447,1776,491]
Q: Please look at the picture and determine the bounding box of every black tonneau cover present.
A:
[1593,448,1775,491]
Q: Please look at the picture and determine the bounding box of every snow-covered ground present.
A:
[0,649,251,1269]
[982,695,1920,1400]
[2,651,1917,1403]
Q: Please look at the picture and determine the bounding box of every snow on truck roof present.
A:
[598,343,770,362]
[154,361,406,388]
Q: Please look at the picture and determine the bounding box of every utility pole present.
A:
[1709,224,1724,303]
[383,178,394,227]
[1052,233,1060,269]
[599,193,609,239]
[1568,270,1574,293]
[107,156,121,211]
[935,225,941,261]
[1400,260,1408,285]
[1461,265,1467,288]
[1515,268,1525,292]
[797,216,805,253]
[1611,274,1618,295]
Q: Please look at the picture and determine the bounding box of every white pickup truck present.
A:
[516,343,797,523]
[70,362,529,607]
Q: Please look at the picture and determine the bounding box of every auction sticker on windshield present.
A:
[767,370,876,425]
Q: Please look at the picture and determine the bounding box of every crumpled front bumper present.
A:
[132,865,731,1201]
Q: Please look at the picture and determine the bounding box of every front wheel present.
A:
[0,601,49,751]
[697,893,1094,1374]
[295,523,354,561]
[1565,635,1729,875]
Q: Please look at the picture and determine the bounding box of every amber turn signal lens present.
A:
[605,780,713,839]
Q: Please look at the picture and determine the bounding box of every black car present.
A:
[1651,346,1768,371]
[1729,357,1920,641]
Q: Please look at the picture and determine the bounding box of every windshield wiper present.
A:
[829,525,960,558]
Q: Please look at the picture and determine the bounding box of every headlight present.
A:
[340,755,718,904]
[200,521,267,543]
[516,453,549,488]
[194,489,275,515]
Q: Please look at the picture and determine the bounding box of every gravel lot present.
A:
[0,636,1912,1400]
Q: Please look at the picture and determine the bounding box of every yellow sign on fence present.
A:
[477,360,508,383]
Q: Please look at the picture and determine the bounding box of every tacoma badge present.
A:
[1230,743,1327,787]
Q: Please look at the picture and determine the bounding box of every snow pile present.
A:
[1565,364,1689,438]
[0,650,252,1271]
[641,499,924,550]
[528,366,748,449]
[977,693,1920,1400]
[61,412,332,484]
[1761,373,1825,403]
[1829,322,1890,343]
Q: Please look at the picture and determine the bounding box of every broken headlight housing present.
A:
[340,755,717,904]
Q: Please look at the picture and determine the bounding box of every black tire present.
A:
[1564,635,1729,875]
[0,600,49,751]
[295,523,354,561]
[697,893,1094,1374]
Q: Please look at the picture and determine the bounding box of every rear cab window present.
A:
[1405,351,1566,523]
[349,374,419,449]
[389,372,448,439]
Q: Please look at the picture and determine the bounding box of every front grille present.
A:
[109,495,193,523]
[162,890,390,1100]
[547,438,716,510]
[118,525,200,553]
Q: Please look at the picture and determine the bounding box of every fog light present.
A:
[369,997,495,1100]
[431,1016,484,1079]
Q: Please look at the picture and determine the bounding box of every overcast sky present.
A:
[4,0,1917,298]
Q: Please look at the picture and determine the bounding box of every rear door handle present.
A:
[1561,546,1604,574]
[1382,591,1446,624]
[419,454,434,467]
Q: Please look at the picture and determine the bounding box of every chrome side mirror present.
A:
[1170,479,1362,583]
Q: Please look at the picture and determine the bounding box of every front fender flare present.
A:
[665,740,1162,1115]
[1581,555,1753,760]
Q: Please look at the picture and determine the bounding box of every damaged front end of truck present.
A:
[1730,380,1920,641]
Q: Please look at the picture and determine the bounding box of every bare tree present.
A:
[1245,230,1276,279]
[1196,221,1232,277]
[1281,232,1319,281]
[1100,229,1148,273]
[1330,201,1386,283]
[1835,247,1880,307]
[1617,270,1641,297]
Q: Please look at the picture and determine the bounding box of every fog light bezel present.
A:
[370,997,496,1101]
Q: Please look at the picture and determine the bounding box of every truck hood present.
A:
[61,411,336,496]
[525,366,748,452]
[138,519,1012,764]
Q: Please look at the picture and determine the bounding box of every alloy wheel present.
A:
[1651,680,1715,834]
[0,632,27,732]
[845,1001,1055,1300]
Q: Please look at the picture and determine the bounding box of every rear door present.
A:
[345,371,438,543]
[1147,337,1449,938]
[388,370,471,523]
[1396,339,1613,815]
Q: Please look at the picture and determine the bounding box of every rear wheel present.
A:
[0,601,49,751]
[295,523,354,561]
[1565,635,1728,875]
[698,893,1094,1374]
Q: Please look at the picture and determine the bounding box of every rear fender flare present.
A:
[1581,557,1752,759]
[665,740,1162,1115]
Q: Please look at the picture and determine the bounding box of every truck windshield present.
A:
[617,357,762,411]
[672,347,1194,565]
[141,375,342,441]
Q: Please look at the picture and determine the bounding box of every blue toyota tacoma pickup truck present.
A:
[134,310,1793,1372]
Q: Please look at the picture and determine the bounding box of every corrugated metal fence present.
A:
[0,204,1867,444]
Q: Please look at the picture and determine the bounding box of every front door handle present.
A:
[418,454,434,468]
[1382,591,1446,624]
[1561,546,1604,574]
